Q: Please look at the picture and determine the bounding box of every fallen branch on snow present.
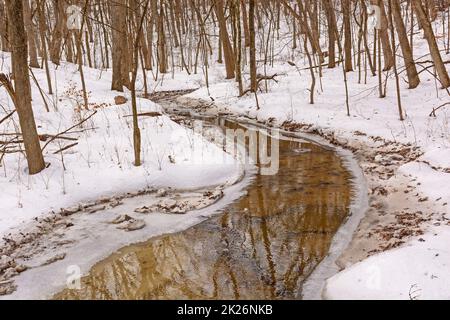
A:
[239,74,279,97]
[122,112,163,118]
[38,134,78,142]
[52,142,79,154]
[429,102,450,117]
[41,110,97,151]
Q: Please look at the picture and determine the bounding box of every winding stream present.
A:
[55,97,353,300]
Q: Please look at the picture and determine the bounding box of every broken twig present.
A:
[53,142,79,154]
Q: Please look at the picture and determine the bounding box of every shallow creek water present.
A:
[55,110,353,300]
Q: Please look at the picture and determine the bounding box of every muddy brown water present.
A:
[55,114,352,300]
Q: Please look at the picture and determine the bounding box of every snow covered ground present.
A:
[0,54,241,237]
[0,176,252,299]
[2,9,450,299]
[324,227,450,299]
[0,53,252,298]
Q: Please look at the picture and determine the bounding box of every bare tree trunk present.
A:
[37,0,53,94]
[215,0,235,79]
[23,0,39,68]
[387,0,404,120]
[157,1,168,73]
[373,0,394,70]
[76,0,89,109]
[305,0,324,63]
[5,0,45,175]
[0,1,10,52]
[233,0,243,95]
[360,0,376,76]
[111,0,127,91]
[130,0,151,167]
[50,0,65,65]
[323,0,337,68]
[342,0,353,72]
[97,0,110,69]
[249,0,257,92]
[241,0,250,47]
[146,0,157,71]
[302,26,316,103]
[391,0,420,88]
[413,0,450,88]
[296,0,324,62]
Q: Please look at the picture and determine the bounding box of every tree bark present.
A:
[0,1,10,52]
[50,0,65,65]
[412,0,450,88]
[5,0,45,174]
[215,0,235,79]
[111,0,128,91]
[157,1,168,73]
[241,0,250,47]
[342,0,353,72]
[23,0,39,68]
[249,0,257,91]
[37,0,53,94]
[373,0,394,70]
[130,0,151,167]
[391,0,420,88]
[323,0,337,68]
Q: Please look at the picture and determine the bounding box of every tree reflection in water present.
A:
[56,120,352,300]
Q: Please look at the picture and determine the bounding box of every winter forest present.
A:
[0,0,450,301]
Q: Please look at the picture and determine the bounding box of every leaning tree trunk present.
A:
[373,0,394,70]
[391,0,420,88]
[412,0,450,88]
[215,0,235,79]
[5,0,45,175]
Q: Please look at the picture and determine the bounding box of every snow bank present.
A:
[0,54,241,238]
[324,227,450,300]
[1,174,252,300]
[399,161,450,203]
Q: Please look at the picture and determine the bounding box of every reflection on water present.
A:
[55,118,352,300]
